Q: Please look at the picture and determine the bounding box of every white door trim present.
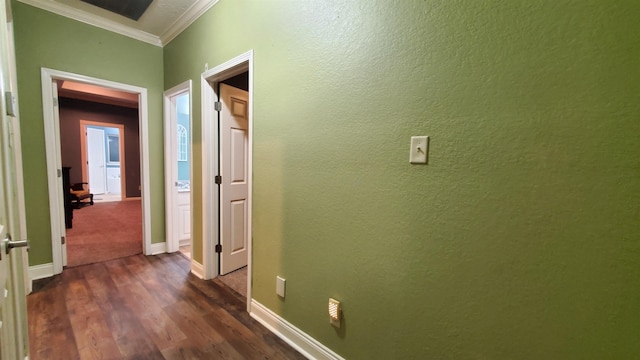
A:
[41,67,152,275]
[163,80,192,254]
[201,50,253,311]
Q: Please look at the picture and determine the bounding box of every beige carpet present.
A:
[65,200,142,267]
[218,266,247,298]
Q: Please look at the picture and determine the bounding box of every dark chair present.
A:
[70,182,94,208]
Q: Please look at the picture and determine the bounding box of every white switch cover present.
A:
[410,136,429,164]
[276,276,286,298]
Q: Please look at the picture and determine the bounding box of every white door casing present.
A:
[201,51,253,310]
[164,80,192,254]
[86,127,107,195]
[42,68,152,275]
[51,81,67,266]
[219,83,249,275]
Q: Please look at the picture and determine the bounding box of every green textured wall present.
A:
[165,0,639,358]
[13,1,164,266]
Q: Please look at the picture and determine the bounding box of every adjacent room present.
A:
[57,81,143,267]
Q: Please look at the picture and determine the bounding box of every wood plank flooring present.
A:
[28,253,306,360]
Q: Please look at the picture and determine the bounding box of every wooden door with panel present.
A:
[219,83,249,275]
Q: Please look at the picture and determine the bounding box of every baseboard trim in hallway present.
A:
[250,299,345,360]
[150,241,167,255]
[28,262,54,293]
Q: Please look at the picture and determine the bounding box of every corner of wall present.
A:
[190,258,205,279]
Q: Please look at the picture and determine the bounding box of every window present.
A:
[177,124,188,161]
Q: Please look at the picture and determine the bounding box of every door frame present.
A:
[201,50,253,309]
[163,80,192,254]
[41,67,151,274]
[79,120,126,198]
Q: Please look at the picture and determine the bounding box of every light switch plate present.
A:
[276,276,286,298]
[410,136,429,164]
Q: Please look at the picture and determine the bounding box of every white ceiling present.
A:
[17,0,219,46]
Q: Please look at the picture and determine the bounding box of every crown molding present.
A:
[17,0,163,47]
[159,0,219,46]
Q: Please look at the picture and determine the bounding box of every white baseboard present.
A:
[29,262,55,281]
[250,300,344,360]
[190,259,204,279]
[28,262,55,293]
[149,242,167,255]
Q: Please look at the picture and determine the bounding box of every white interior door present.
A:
[1,143,29,359]
[0,137,16,360]
[87,127,106,194]
[0,158,16,360]
[0,0,29,354]
[219,83,249,275]
[0,139,26,360]
[106,128,122,196]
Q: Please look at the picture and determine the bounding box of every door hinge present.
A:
[57,169,62,178]
[214,175,222,185]
[215,244,222,253]
[61,236,66,244]
[5,91,15,117]
[214,101,222,112]
[53,97,58,107]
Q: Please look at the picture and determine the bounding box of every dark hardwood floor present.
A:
[28,253,306,360]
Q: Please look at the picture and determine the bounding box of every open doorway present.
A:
[79,120,126,203]
[41,68,152,274]
[164,80,193,260]
[201,51,253,308]
[216,73,249,298]
[58,87,142,267]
